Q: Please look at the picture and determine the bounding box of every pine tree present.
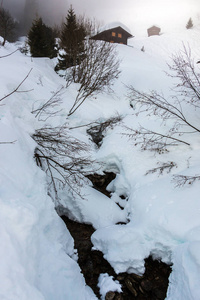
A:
[56,6,86,70]
[186,18,193,29]
[28,17,57,58]
[0,7,16,46]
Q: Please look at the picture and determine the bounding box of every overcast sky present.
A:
[2,0,200,36]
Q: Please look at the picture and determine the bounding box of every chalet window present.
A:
[112,32,116,37]
[118,33,122,38]
[110,40,114,43]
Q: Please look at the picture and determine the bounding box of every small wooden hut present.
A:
[90,22,133,45]
[147,25,161,37]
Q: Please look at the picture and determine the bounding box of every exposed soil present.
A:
[61,216,172,300]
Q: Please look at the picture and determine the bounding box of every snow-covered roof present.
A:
[99,22,132,35]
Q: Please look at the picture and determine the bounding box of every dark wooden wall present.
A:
[91,27,132,45]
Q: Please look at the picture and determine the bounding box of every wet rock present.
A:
[125,278,138,297]
[105,291,116,300]
[114,294,124,300]
[130,273,144,281]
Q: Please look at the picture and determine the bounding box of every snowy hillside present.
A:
[1,25,200,300]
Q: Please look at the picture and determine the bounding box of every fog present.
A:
[2,0,200,36]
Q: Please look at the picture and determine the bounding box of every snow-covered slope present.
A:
[1,25,200,300]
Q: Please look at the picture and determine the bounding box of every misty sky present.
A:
[2,0,200,36]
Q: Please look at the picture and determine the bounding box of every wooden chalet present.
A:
[147,25,161,37]
[90,22,133,45]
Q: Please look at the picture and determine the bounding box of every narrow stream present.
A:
[61,215,172,300]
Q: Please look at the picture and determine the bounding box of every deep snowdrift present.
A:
[1,26,200,299]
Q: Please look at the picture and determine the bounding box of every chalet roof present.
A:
[148,25,161,30]
[98,22,132,37]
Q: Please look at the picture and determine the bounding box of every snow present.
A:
[1,24,200,299]
[98,273,122,300]
[99,22,132,35]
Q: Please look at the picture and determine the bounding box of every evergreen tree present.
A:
[28,17,57,58]
[186,18,193,29]
[0,7,16,46]
[56,6,86,70]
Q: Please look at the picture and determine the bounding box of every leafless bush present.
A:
[122,124,190,153]
[126,44,200,153]
[167,44,200,109]
[31,86,64,121]
[125,44,200,186]
[32,125,95,200]
[0,68,32,103]
[145,161,177,176]
[0,67,32,144]
[173,174,200,187]
[66,40,121,116]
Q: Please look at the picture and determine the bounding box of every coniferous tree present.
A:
[0,7,16,46]
[56,6,86,70]
[28,17,57,58]
[186,18,193,29]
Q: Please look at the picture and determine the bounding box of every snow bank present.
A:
[1,24,200,300]
[0,44,96,299]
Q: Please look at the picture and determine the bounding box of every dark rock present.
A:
[125,278,138,297]
[116,275,125,281]
[105,291,116,300]
[153,288,166,299]
[130,273,144,282]
[114,294,124,300]
[141,279,153,292]
[86,172,116,197]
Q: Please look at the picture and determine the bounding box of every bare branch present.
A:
[32,125,96,200]
[87,115,122,147]
[31,86,64,121]
[125,44,200,153]
[0,48,18,58]
[0,140,16,144]
[67,40,121,116]
[145,161,177,176]
[0,69,33,102]
[173,174,200,187]
[123,124,190,153]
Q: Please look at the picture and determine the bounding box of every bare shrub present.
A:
[173,174,200,187]
[125,44,200,185]
[126,45,200,153]
[31,86,64,121]
[145,161,177,176]
[32,125,95,200]
[66,40,121,116]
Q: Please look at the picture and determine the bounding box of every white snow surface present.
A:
[98,273,122,300]
[98,22,132,35]
[1,25,200,299]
